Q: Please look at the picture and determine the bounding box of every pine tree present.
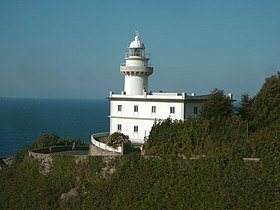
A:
[200,88,233,120]
[237,93,253,120]
[251,72,280,128]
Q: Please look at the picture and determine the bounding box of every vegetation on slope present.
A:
[0,73,279,209]
[200,88,233,119]
[251,72,280,129]
[145,117,251,157]
[145,72,280,158]
[0,154,279,209]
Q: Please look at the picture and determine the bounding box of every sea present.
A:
[0,98,109,157]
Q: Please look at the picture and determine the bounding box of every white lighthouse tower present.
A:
[120,32,153,95]
[108,33,211,143]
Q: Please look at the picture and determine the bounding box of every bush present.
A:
[145,117,248,157]
[251,72,280,129]
[107,132,131,148]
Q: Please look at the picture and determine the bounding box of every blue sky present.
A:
[0,0,279,99]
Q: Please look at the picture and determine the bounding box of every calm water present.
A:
[0,98,109,157]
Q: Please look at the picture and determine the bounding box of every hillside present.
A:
[0,153,279,209]
[0,73,279,209]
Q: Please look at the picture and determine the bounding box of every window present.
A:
[117,124,122,132]
[118,105,122,112]
[134,126,138,132]
[152,106,156,113]
[170,106,175,114]
[194,106,198,114]
[134,105,138,112]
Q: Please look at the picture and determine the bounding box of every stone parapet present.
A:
[29,152,53,174]
[89,132,122,156]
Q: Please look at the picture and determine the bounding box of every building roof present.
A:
[129,34,145,49]
[108,91,211,102]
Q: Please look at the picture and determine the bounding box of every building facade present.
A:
[109,33,210,143]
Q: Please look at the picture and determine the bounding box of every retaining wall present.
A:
[89,132,122,156]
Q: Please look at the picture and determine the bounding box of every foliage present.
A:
[200,88,233,119]
[1,155,279,209]
[145,117,249,157]
[251,72,280,129]
[236,92,254,120]
[0,155,105,210]
[145,118,184,156]
[145,118,279,159]
[16,134,85,162]
[145,73,280,158]
[107,132,130,148]
[247,118,280,158]
[34,134,85,147]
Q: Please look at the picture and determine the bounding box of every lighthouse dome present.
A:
[129,34,145,49]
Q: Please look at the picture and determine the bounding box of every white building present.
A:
[109,33,210,144]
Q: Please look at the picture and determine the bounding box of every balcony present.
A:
[124,52,151,59]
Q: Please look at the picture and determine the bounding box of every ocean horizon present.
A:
[0,97,109,157]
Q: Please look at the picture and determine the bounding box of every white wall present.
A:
[110,118,155,143]
[126,59,148,66]
[110,100,184,120]
[185,102,202,118]
[109,99,185,143]
[124,75,148,95]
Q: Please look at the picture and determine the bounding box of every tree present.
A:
[236,93,253,120]
[251,72,280,128]
[200,88,233,119]
[37,134,60,147]
[107,132,130,148]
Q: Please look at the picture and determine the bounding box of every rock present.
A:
[60,188,77,201]
[0,157,7,170]
[3,157,15,166]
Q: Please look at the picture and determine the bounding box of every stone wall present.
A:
[88,143,122,156]
[29,152,53,174]
[89,132,122,156]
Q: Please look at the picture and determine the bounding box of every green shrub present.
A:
[107,132,130,148]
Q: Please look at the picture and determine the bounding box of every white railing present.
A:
[125,52,151,59]
[91,132,122,153]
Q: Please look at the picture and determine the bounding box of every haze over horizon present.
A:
[1,0,280,100]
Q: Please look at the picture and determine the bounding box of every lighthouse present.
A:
[108,33,211,143]
[120,32,153,95]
